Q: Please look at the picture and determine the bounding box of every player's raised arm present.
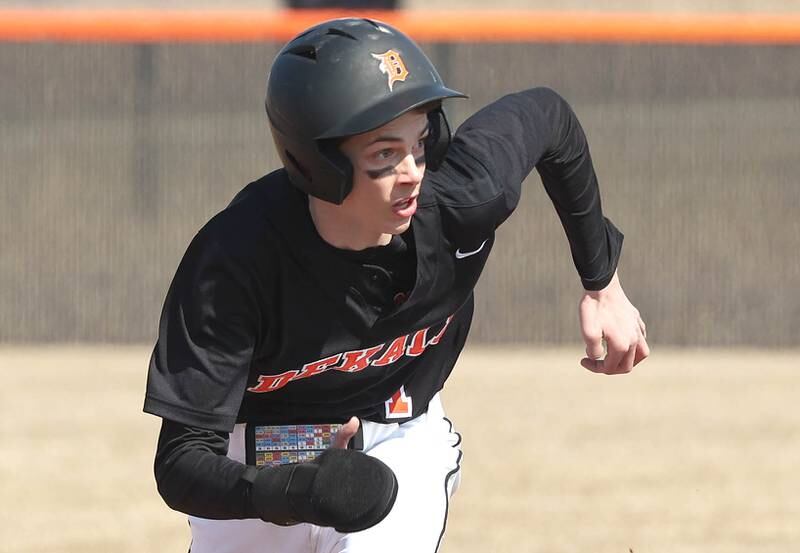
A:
[445,87,649,372]
[445,87,616,287]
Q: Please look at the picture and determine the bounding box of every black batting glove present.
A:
[249,448,398,533]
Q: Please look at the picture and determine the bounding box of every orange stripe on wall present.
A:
[1,9,800,44]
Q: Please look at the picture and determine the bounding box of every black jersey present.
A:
[144,87,622,433]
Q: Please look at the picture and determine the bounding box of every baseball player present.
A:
[144,17,649,553]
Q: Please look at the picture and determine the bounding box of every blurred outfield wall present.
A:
[1,32,799,346]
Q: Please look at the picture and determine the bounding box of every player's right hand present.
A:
[332,416,360,449]
[250,444,398,533]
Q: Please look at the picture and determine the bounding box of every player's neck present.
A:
[308,198,391,251]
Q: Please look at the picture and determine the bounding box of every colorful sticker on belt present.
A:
[254,424,341,467]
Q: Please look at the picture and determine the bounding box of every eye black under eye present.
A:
[366,166,395,179]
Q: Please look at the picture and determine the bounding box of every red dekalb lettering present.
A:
[335,345,384,373]
[406,327,427,356]
[372,335,408,366]
[247,313,455,394]
[295,353,342,380]
[247,370,299,393]
[427,315,453,346]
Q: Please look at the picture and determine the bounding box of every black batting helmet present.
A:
[266,18,467,204]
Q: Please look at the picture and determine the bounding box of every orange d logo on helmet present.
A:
[371,50,409,91]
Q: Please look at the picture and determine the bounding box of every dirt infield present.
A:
[1,346,798,553]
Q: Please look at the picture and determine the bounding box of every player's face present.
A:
[310,110,429,250]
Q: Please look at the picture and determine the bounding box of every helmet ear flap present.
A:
[424,107,452,172]
[272,122,354,205]
[317,139,354,205]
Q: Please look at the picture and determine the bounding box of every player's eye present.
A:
[375,148,395,161]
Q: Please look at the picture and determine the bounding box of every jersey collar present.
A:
[261,171,440,334]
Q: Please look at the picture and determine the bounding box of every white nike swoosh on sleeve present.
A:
[454,239,488,259]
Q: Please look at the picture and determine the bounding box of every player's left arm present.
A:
[447,87,649,372]
[530,89,650,374]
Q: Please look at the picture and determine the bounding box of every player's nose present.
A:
[397,153,423,185]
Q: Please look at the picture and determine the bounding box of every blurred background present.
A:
[0,2,798,553]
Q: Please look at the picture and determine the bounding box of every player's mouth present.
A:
[391,195,418,218]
